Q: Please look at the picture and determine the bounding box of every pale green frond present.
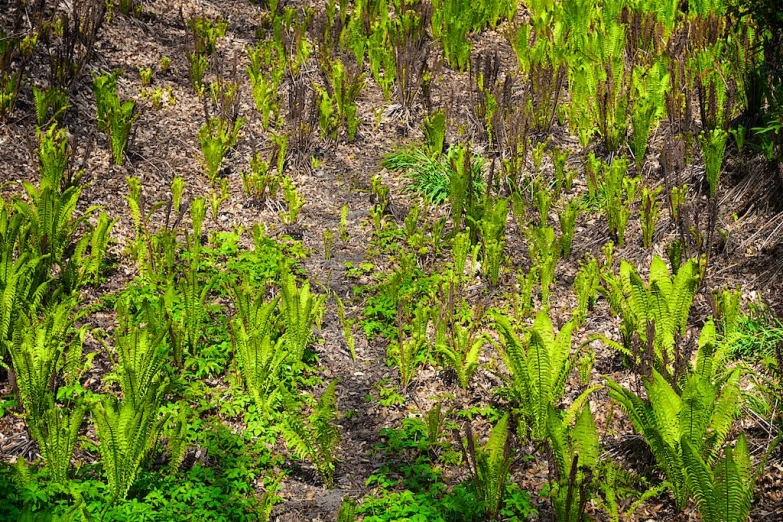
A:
[647,369,683,447]
[571,404,599,471]
[706,369,741,462]
[695,319,717,380]
[546,406,569,478]
[682,437,717,522]
[528,327,552,439]
[649,255,673,296]
[714,438,753,522]
[679,374,715,451]
[562,385,602,427]
[670,259,698,334]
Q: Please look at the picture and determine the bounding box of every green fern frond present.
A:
[473,412,511,519]
[682,437,717,521]
[279,269,325,363]
[282,380,341,488]
[93,393,166,501]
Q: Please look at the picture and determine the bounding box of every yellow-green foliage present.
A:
[281,380,341,488]
[607,320,741,511]
[619,255,698,370]
[493,309,582,441]
[93,394,167,500]
[546,404,599,522]
[437,320,483,389]
[466,413,512,520]
[279,269,325,362]
[682,434,754,522]
[229,288,288,414]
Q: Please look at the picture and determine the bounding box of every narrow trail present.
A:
[276,146,393,520]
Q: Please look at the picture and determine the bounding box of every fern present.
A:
[493,309,582,441]
[282,380,341,488]
[573,256,599,327]
[606,321,742,511]
[546,404,599,522]
[113,298,169,409]
[33,86,69,127]
[229,288,288,414]
[527,226,559,303]
[699,128,728,199]
[16,153,100,291]
[558,199,579,257]
[464,413,512,520]
[389,304,430,390]
[478,197,508,286]
[8,301,76,424]
[437,320,483,389]
[422,109,447,157]
[603,255,699,376]
[72,211,116,287]
[30,401,86,485]
[93,393,167,501]
[92,72,140,165]
[198,117,245,183]
[0,251,45,360]
[279,268,325,363]
[682,434,754,522]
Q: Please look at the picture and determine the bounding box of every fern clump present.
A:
[279,268,324,363]
[478,197,508,286]
[7,302,86,485]
[113,298,170,409]
[699,128,728,199]
[558,199,580,257]
[463,413,512,520]
[33,86,69,127]
[198,117,245,183]
[682,433,754,522]
[389,303,431,390]
[282,380,342,488]
[93,71,139,165]
[493,309,587,441]
[247,38,285,129]
[229,287,288,414]
[546,404,599,522]
[93,394,167,501]
[437,319,483,389]
[7,301,77,424]
[526,225,559,303]
[573,255,599,327]
[607,319,742,511]
[32,402,86,486]
[598,255,699,379]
